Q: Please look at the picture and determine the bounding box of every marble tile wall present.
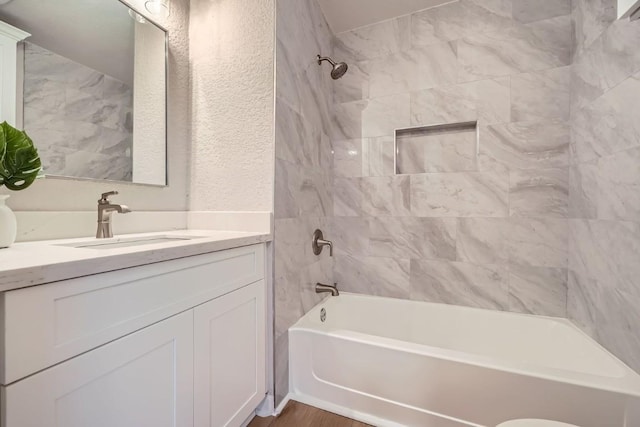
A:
[331,0,572,318]
[274,0,640,402]
[273,0,335,404]
[568,0,640,372]
[23,43,133,182]
[396,124,478,174]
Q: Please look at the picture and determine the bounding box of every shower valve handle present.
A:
[312,229,333,256]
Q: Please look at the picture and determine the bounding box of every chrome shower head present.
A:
[317,55,349,80]
[330,61,349,80]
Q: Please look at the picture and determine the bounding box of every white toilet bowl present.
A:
[497,420,580,427]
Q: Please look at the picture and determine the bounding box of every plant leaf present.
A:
[0,122,7,168]
[0,122,42,191]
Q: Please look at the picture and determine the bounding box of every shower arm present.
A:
[317,55,336,66]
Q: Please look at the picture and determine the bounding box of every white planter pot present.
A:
[0,195,17,248]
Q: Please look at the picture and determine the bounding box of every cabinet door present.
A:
[4,311,194,427]
[194,281,267,427]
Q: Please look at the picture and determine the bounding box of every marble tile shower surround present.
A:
[568,0,640,372]
[273,0,335,405]
[23,43,133,182]
[274,0,640,407]
[330,0,572,323]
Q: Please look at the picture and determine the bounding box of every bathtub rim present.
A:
[290,292,640,399]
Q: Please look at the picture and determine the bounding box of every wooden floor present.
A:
[248,401,372,427]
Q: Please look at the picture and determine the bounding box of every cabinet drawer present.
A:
[0,243,264,385]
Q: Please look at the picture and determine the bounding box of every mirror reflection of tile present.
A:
[23,42,134,182]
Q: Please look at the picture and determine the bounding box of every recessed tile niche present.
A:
[395,121,479,175]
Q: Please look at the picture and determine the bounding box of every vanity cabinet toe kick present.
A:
[0,243,268,427]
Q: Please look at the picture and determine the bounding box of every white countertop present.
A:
[0,229,272,292]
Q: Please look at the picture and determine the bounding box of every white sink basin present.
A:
[58,235,206,250]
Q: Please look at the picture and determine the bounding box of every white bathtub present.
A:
[288,293,640,427]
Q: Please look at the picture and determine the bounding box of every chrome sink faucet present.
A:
[96,191,131,239]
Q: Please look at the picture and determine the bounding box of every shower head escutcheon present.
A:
[317,55,349,80]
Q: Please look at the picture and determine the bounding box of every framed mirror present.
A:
[0,0,168,186]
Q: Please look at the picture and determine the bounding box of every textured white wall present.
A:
[2,0,190,212]
[189,0,275,212]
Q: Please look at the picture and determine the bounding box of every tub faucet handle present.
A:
[312,229,333,256]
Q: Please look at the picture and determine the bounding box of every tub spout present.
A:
[316,282,339,296]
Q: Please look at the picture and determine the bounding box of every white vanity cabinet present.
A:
[0,243,268,427]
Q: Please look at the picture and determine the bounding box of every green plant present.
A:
[0,121,41,191]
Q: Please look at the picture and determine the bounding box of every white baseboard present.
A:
[255,394,275,417]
